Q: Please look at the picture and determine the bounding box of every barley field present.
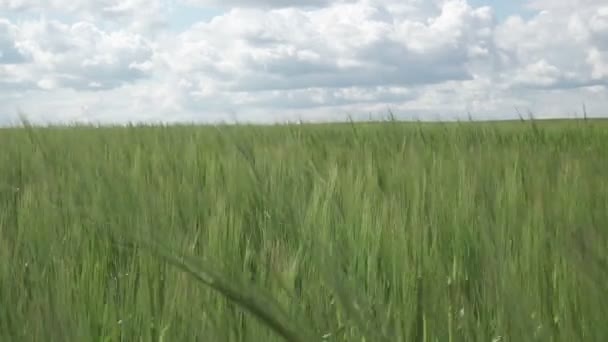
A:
[0,120,607,341]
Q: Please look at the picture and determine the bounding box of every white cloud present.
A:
[0,19,26,63]
[494,2,608,90]
[1,0,607,125]
[161,1,493,94]
[0,0,167,31]
[179,0,334,9]
[525,0,604,11]
[4,19,155,91]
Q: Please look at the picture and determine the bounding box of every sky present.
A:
[0,0,607,125]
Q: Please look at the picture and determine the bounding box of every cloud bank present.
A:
[0,0,606,125]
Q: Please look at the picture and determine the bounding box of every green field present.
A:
[1,120,607,341]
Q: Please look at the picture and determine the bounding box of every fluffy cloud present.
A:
[0,19,26,64]
[525,0,605,11]
[2,19,155,91]
[0,0,167,31]
[162,1,493,94]
[495,3,608,90]
[0,0,607,125]
[179,0,335,9]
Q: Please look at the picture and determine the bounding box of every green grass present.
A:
[1,119,607,341]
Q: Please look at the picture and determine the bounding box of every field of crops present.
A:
[1,120,607,341]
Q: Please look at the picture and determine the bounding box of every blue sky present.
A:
[469,0,533,19]
[166,1,535,32]
[168,5,224,31]
[2,1,535,30]
[0,0,607,125]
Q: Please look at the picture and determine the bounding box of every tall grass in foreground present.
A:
[0,120,607,341]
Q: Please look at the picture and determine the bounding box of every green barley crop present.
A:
[0,119,607,341]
